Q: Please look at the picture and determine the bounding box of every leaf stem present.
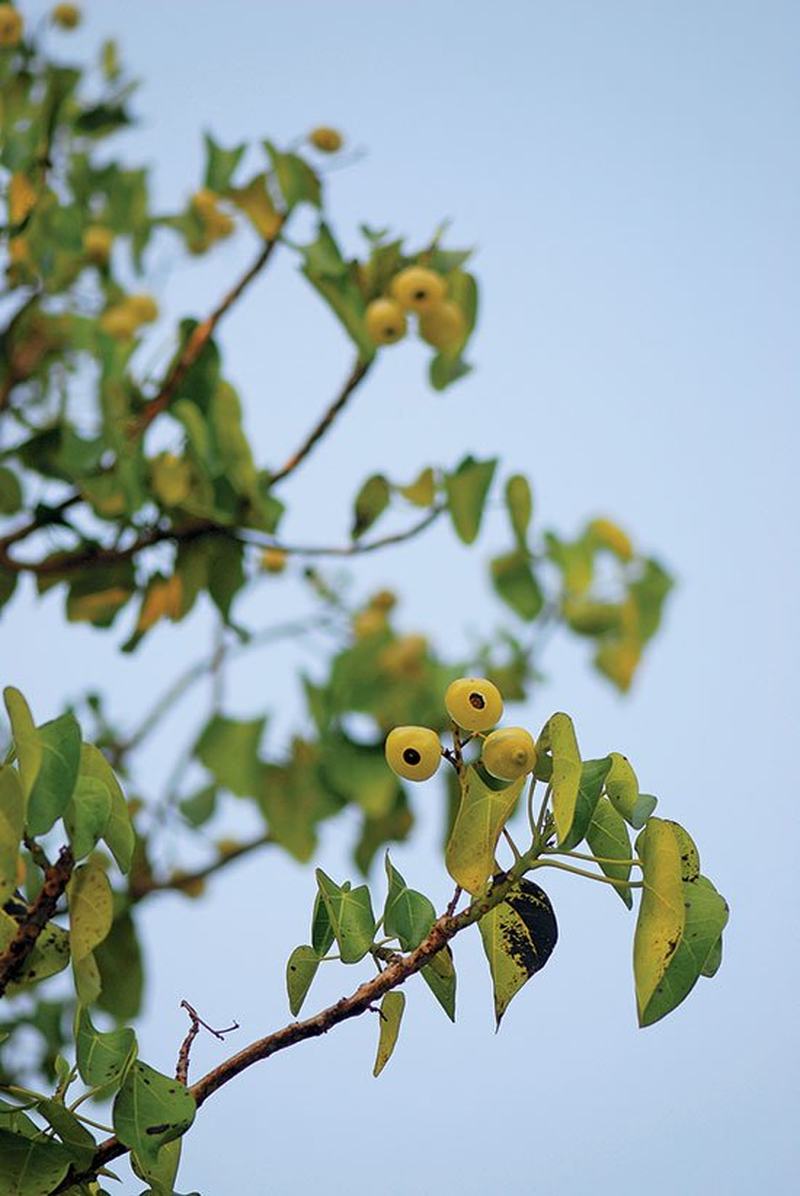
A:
[536,859,642,889]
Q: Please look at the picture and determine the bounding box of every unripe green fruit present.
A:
[390,266,447,313]
[385,726,441,781]
[365,298,407,345]
[419,300,466,351]
[444,677,503,732]
[482,727,537,781]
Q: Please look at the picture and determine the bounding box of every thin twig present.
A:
[129,832,274,903]
[0,846,74,999]
[176,1001,239,1086]
[268,358,372,486]
[131,234,283,437]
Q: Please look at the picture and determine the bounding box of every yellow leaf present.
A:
[228,174,282,240]
[9,172,37,225]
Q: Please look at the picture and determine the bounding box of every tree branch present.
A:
[129,832,274,902]
[130,232,283,437]
[268,357,372,487]
[0,846,74,999]
[55,853,543,1190]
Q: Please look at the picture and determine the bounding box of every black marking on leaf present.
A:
[145,1122,171,1135]
[504,878,558,975]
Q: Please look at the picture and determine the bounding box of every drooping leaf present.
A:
[73,951,102,1006]
[286,945,320,1017]
[383,855,435,950]
[505,474,532,546]
[0,1128,72,1196]
[490,550,544,621]
[663,819,700,880]
[537,713,581,846]
[63,776,111,861]
[633,818,686,1025]
[444,456,497,545]
[445,765,524,895]
[559,757,612,852]
[113,1062,196,1168]
[352,474,390,539]
[429,352,472,391]
[629,557,673,642]
[131,1136,183,1196]
[26,714,81,837]
[37,1099,96,1169]
[373,992,405,1077]
[75,1005,137,1091]
[421,946,456,1021]
[0,766,25,903]
[95,913,143,1020]
[79,744,134,873]
[478,879,558,1027]
[68,862,113,962]
[605,752,657,829]
[315,869,376,963]
[639,876,729,1027]
[228,173,282,240]
[585,795,634,908]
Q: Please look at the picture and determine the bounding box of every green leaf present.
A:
[490,550,544,621]
[311,892,334,958]
[320,736,397,819]
[228,173,282,240]
[179,784,217,828]
[206,536,245,623]
[195,714,264,797]
[75,1005,137,1091]
[537,713,582,846]
[444,456,497,544]
[264,141,321,209]
[663,819,700,881]
[301,261,375,362]
[286,945,320,1016]
[203,132,246,192]
[26,714,81,837]
[478,879,558,1027]
[383,855,435,950]
[37,1100,96,1169]
[0,912,70,990]
[68,862,113,962]
[0,766,25,904]
[79,744,134,873]
[95,912,143,1020]
[73,951,102,1006]
[64,776,111,861]
[605,752,657,829]
[3,687,41,800]
[352,474,390,539]
[429,353,472,391]
[559,757,612,852]
[66,562,135,628]
[0,1128,72,1195]
[701,933,723,979]
[505,474,532,546]
[585,795,634,908]
[629,558,673,642]
[420,946,456,1021]
[0,466,22,515]
[397,466,436,507]
[639,876,729,1027]
[315,869,376,963]
[373,992,405,1077]
[633,818,686,1024]
[445,765,524,895]
[113,1061,196,1168]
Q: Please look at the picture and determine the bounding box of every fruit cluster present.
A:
[385,677,537,783]
[365,266,466,352]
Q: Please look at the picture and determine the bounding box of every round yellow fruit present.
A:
[365,297,407,346]
[52,4,81,28]
[352,608,386,640]
[369,588,397,613]
[385,726,441,782]
[261,547,288,574]
[83,225,114,264]
[0,4,23,46]
[126,293,159,323]
[482,727,537,782]
[309,126,344,153]
[419,300,466,351]
[390,266,447,313]
[444,676,503,732]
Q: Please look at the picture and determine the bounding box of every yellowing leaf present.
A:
[0,767,25,904]
[605,751,657,829]
[68,861,113,962]
[445,765,524,895]
[633,818,686,1024]
[537,713,581,845]
[478,879,558,1027]
[9,173,37,225]
[228,173,282,239]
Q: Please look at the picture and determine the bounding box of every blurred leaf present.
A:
[429,353,472,391]
[352,474,390,539]
[444,456,497,545]
[373,991,405,1077]
[353,787,413,875]
[0,767,25,904]
[96,913,144,1020]
[490,550,544,621]
[505,474,532,546]
[228,173,282,239]
[195,714,264,798]
[3,687,42,800]
[629,558,674,642]
[203,133,245,192]
[263,141,320,209]
[398,466,435,507]
[0,467,22,515]
[478,879,558,1027]
[179,785,217,828]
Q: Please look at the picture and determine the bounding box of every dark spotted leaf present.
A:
[478,879,558,1027]
[113,1062,196,1168]
[286,945,319,1017]
[75,1005,137,1091]
[605,752,657,829]
[633,819,686,1025]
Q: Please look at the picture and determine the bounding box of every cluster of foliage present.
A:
[0,6,722,1195]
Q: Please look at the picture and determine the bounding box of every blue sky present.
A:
[5,2,800,1193]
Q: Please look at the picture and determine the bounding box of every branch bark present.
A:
[0,846,74,999]
[55,853,542,1190]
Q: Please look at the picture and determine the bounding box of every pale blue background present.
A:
[3,2,799,1193]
